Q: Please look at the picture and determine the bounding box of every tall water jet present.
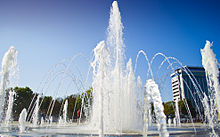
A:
[63,99,68,124]
[145,79,169,137]
[107,1,124,68]
[203,94,218,137]
[201,40,219,136]
[32,96,40,127]
[143,84,152,137]
[175,99,181,126]
[91,40,110,136]
[58,100,69,126]
[107,1,125,132]
[19,108,27,133]
[90,1,142,133]
[4,89,16,126]
[201,41,220,112]
[124,58,140,129]
[0,46,18,121]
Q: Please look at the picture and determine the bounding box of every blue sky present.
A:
[0,0,219,101]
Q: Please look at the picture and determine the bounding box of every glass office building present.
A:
[171,66,209,113]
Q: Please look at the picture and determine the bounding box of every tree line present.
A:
[4,87,92,122]
[163,99,197,121]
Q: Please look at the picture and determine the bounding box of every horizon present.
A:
[0,0,219,102]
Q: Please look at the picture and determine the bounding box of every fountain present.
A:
[201,40,220,136]
[145,79,169,137]
[90,1,142,134]
[32,96,40,127]
[201,41,220,112]
[0,1,219,137]
[4,89,16,127]
[143,79,152,137]
[58,99,68,125]
[175,99,181,127]
[203,94,217,136]
[63,99,68,124]
[19,108,27,133]
[0,46,18,122]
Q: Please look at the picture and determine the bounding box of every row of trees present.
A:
[5,87,92,121]
[163,99,196,119]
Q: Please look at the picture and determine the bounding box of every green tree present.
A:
[53,98,63,118]
[10,86,93,122]
[39,96,52,118]
[13,87,36,121]
[67,94,77,120]
[163,101,175,117]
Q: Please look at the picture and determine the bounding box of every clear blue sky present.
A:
[0,0,219,101]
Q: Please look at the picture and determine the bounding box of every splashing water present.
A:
[145,79,169,137]
[201,41,220,111]
[201,40,220,137]
[19,108,27,133]
[175,99,181,127]
[203,94,218,137]
[91,40,109,136]
[32,96,40,127]
[107,1,124,69]
[90,2,142,134]
[1,1,218,137]
[58,99,68,125]
[4,89,16,127]
[63,99,68,124]
[0,46,18,121]
[143,82,152,137]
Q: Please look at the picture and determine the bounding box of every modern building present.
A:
[171,66,209,113]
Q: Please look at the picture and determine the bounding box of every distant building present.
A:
[171,66,209,113]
